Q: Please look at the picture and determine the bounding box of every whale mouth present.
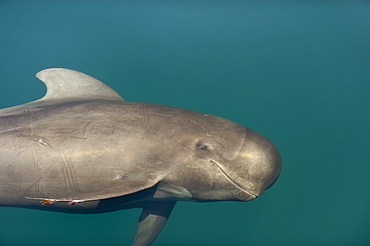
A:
[210,159,258,199]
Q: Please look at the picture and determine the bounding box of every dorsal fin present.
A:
[36,68,124,102]
[0,68,125,116]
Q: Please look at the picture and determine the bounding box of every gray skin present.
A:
[0,68,281,245]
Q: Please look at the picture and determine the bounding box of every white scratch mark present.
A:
[0,127,22,134]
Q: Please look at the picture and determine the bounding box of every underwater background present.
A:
[0,1,369,245]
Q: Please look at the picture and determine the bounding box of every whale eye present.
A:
[196,143,208,151]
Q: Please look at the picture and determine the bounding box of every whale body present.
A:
[0,68,281,245]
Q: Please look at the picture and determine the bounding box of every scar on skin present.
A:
[67,200,83,205]
[25,197,84,205]
[40,199,56,205]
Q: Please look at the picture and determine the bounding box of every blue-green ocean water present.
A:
[0,1,369,245]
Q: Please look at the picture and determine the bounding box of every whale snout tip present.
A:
[235,129,282,200]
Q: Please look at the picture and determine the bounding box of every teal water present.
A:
[0,1,369,245]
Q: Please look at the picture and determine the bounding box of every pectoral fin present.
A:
[132,201,176,246]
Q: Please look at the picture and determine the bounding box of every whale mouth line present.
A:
[210,159,257,199]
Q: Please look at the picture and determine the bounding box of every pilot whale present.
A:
[0,68,281,245]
